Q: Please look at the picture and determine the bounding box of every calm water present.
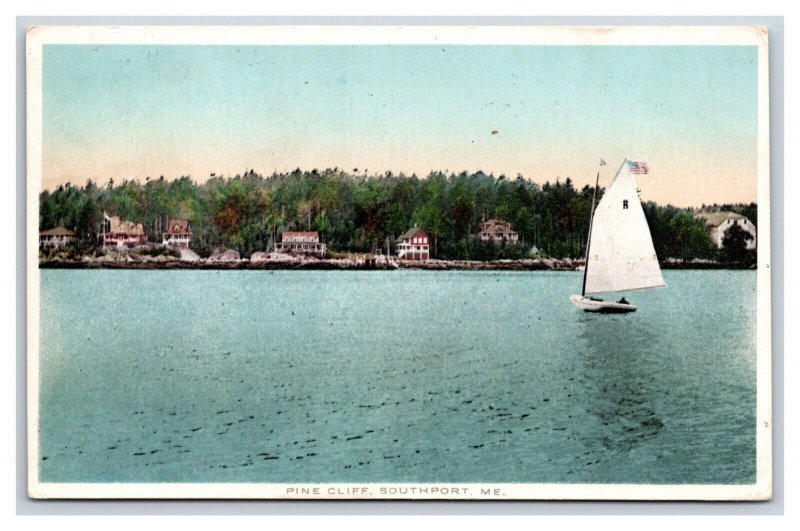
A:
[38,269,757,484]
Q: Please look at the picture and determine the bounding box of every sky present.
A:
[42,44,759,207]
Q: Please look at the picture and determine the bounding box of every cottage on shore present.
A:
[162,218,192,249]
[396,226,430,261]
[99,213,147,248]
[694,211,756,250]
[477,218,519,244]
[39,226,77,248]
[275,231,327,257]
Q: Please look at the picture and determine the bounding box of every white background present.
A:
[3,0,795,529]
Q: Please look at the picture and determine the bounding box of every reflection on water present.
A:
[575,313,664,462]
[38,269,756,484]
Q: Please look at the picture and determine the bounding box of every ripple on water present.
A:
[38,270,756,484]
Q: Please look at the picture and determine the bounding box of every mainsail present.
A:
[583,160,665,295]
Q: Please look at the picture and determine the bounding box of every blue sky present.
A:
[42,44,758,206]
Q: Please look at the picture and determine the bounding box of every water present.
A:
[38,269,757,484]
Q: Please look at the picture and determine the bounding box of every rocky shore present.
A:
[38,252,753,271]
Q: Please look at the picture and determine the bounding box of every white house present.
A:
[275,231,327,257]
[39,226,77,248]
[695,211,756,250]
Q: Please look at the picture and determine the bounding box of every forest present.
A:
[39,169,757,262]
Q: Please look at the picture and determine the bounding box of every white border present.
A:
[25,24,772,501]
[25,24,767,46]
[27,481,770,500]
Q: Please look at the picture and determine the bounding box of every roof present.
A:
[40,226,75,237]
[694,211,746,228]
[484,218,510,226]
[396,226,427,242]
[481,219,517,234]
[281,231,319,241]
[165,219,191,234]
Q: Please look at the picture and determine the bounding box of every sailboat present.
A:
[570,159,665,312]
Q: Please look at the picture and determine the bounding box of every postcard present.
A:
[26,25,771,500]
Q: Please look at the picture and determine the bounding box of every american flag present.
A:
[627,160,649,174]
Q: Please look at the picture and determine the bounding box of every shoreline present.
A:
[38,258,755,271]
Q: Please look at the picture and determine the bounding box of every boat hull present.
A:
[569,294,637,313]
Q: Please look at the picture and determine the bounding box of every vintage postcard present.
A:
[26,25,771,500]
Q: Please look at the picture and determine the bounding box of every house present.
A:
[396,226,430,261]
[275,231,327,257]
[99,213,147,248]
[695,211,756,250]
[477,218,519,244]
[162,219,192,249]
[39,226,77,248]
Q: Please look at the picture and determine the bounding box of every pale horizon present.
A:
[42,44,759,208]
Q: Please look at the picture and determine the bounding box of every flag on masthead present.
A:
[627,160,649,174]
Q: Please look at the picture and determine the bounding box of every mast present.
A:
[581,171,600,297]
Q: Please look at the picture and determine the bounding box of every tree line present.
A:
[39,168,756,262]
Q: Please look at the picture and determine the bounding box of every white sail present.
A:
[583,160,665,295]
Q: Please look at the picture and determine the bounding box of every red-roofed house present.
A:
[162,219,192,249]
[99,213,147,248]
[477,218,519,244]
